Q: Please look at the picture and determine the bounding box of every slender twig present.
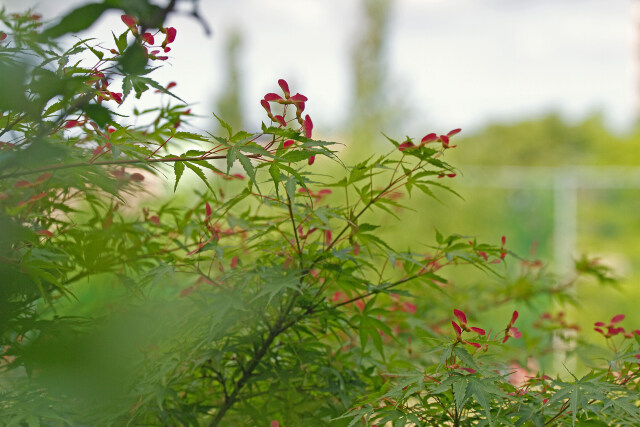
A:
[0,153,261,180]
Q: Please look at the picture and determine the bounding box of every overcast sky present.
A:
[6,0,637,135]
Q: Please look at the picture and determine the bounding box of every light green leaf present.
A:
[236,152,258,191]
[173,161,185,191]
[184,162,214,194]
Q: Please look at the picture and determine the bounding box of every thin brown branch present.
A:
[0,153,261,180]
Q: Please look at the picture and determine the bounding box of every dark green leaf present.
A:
[42,3,111,39]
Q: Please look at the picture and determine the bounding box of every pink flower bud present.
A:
[283,139,295,149]
[308,155,316,165]
[0,32,6,41]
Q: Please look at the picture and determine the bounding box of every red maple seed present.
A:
[303,115,313,138]
[398,141,415,151]
[165,27,177,44]
[142,33,154,44]
[264,93,283,102]
[453,309,467,326]
[274,115,286,127]
[610,314,625,324]
[278,79,290,98]
[290,93,308,103]
[205,202,212,223]
[121,15,137,28]
[260,99,272,115]
[420,133,438,144]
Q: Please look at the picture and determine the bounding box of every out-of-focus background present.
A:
[10,0,640,334]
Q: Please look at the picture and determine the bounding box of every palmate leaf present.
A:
[173,161,185,191]
[453,375,469,410]
[268,164,280,197]
[42,3,111,39]
[184,162,215,194]
[236,152,258,192]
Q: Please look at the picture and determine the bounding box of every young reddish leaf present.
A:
[0,32,6,41]
[230,256,239,268]
[325,230,332,243]
[303,114,313,138]
[402,302,417,314]
[130,173,144,182]
[271,421,279,427]
[278,79,290,98]
[264,93,283,102]
[36,173,53,183]
[353,242,361,256]
[14,180,32,188]
[283,139,295,149]
[36,230,53,237]
[477,251,488,261]
[65,120,80,128]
